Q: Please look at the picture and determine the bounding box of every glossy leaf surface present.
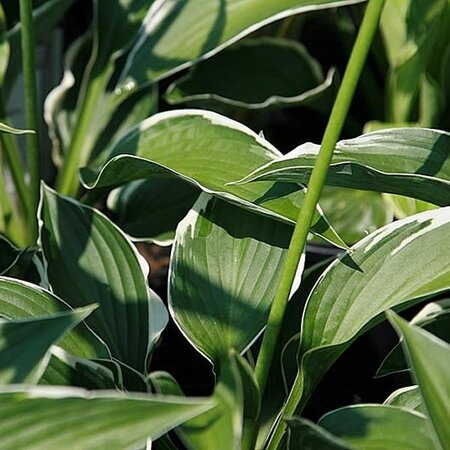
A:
[238,128,450,206]
[119,0,364,88]
[296,207,450,409]
[81,110,345,247]
[0,386,213,450]
[169,195,298,363]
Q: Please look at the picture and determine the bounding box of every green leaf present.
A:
[38,185,168,372]
[384,386,424,413]
[118,0,365,89]
[81,109,346,248]
[377,299,450,377]
[311,187,393,245]
[0,306,95,384]
[0,276,108,359]
[380,0,447,122]
[0,236,21,274]
[178,352,244,450]
[384,194,437,220]
[108,178,199,244]
[0,121,33,135]
[295,207,450,411]
[169,194,299,363]
[40,347,118,389]
[318,405,436,450]
[165,38,334,110]
[0,386,214,450]
[387,311,450,449]
[237,128,450,206]
[286,417,350,449]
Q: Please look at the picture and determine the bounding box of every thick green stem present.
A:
[19,0,40,243]
[261,1,386,448]
[56,69,108,196]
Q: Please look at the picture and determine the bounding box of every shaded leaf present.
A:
[0,276,108,359]
[387,311,450,449]
[39,185,168,372]
[0,386,214,450]
[286,417,350,450]
[169,194,300,363]
[237,128,450,206]
[108,178,199,245]
[0,236,21,275]
[165,38,333,110]
[312,187,393,245]
[377,299,450,377]
[81,109,345,248]
[0,306,95,384]
[319,405,435,450]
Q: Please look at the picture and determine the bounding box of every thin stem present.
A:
[19,0,40,243]
[263,1,387,448]
[0,91,30,220]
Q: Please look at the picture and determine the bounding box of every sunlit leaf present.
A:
[169,194,300,363]
[294,207,450,415]
[0,306,95,384]
[237,128,450,206]
[81,109,346,248]
[384,385,423,413]
[0,386,214,450]
[118,0,365,89]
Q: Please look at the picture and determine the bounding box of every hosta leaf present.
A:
[81,109,345,248]
[118,0,365,89]
[39,185,168,372]
[169,194,300,363]
[380,0,447,122]
[294,207,450,413]
[377,299,450,377]
[108,178,199,244]
[165,38,334,110]
[0,386,214,450]
[40,347,118,389]
[318,405,435,450]
[384,386,423,412]
[0,276,108,359]
[0,306,95,384]
[45,0,157,174]
[312,187,393,245]
[286,417,350,449]
[0,121,33,135]
[0,236,21,274]
[178,352,243,450]
[237,128,450,206]
[387,311,450,448]
[384,194,437,220]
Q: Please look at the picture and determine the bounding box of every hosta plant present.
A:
[0,0,449,449]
